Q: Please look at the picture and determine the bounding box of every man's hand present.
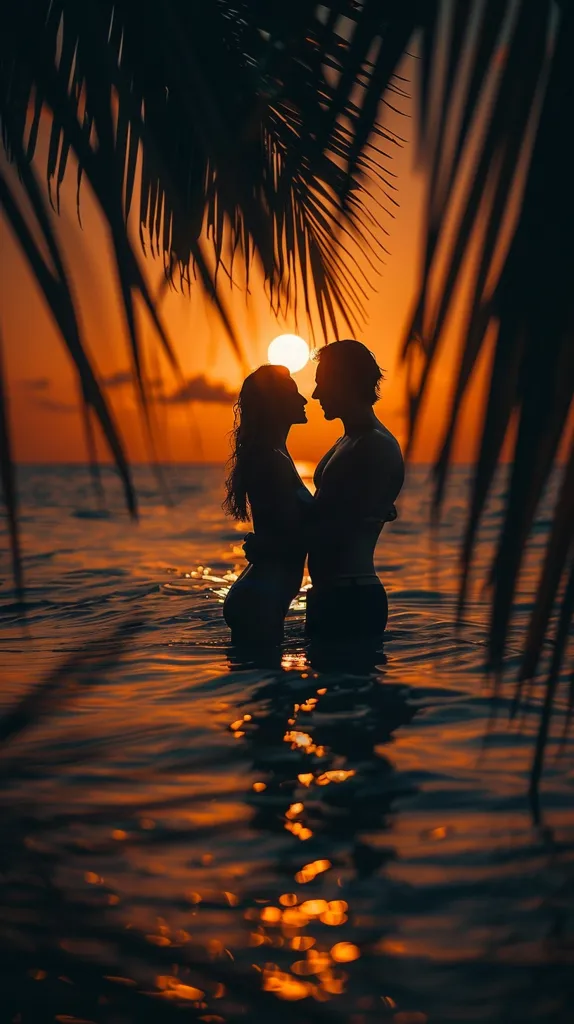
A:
[242,531,304,564]
[242,532,274,564]
[242,532,257,563]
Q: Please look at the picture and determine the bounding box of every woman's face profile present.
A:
[280,375,308,425]
[240,365,307,429]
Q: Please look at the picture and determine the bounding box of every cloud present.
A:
[101,370,133,388]
[35,397,77,413]
[101,370,164,390]
[26,372,235,413]
[20,377,51,392]
[158,374,236,405]
[20,377,76,412]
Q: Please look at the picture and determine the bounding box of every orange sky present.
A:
[0,55,492,466]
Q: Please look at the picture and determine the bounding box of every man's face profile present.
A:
[312,359,343,420]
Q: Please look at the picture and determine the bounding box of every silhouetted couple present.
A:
[222,340,404,647]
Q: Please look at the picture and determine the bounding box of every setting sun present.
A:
[267,334,310,373]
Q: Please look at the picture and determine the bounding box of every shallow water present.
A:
[1,463,573,1023]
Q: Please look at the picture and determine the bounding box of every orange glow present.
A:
[185,891,202,904]
[298,773,314,787]
[260,906,282,924]
[305,949,332,973]
[280,908,309,927]
[1,85,494,467]
[300,900,329,917]
[156,976,204,1000]
[286,802,304,818]
[291,959,315,975]
[146,934,171,947]
[330,942,360,963]
[262,967,310,1000]
[294,859,332,884]
[317,770,356,784]
[279,894,299,907]
[319,911,348,926]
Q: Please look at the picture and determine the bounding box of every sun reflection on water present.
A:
[220,668,381,1005]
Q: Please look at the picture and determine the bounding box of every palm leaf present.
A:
[398,1,573,696]
[0,159,137,518]
[0,328,22,602]
[288,0,572,779]
[529,560,574,802]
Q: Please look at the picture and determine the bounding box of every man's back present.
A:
[308,423,404,584]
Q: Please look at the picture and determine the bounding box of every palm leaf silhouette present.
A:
[1,0,572,782]
[400,0,574,780]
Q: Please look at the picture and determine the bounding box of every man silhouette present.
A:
[242,339,404,642]
[304,340,404,640]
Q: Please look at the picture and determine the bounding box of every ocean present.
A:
[1,462,572,1023]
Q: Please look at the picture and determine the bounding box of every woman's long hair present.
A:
[223,364,291,520]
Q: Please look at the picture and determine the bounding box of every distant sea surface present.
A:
[1,463,573,1023]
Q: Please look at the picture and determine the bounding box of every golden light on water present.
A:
[267,333,310,373]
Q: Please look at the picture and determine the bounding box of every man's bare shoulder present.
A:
[361,425,404,468]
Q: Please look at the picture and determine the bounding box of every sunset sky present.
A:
[0,52,492,466]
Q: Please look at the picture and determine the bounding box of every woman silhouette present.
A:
[223,365,312,645]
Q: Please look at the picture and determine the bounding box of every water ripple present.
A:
[1,464,572,1023]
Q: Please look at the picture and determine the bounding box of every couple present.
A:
[222,340,404,647]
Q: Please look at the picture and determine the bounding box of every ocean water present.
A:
[0,463,573,1024]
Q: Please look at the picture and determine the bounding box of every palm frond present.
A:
[529,559,574,801]
[292,0,572,778]
[3,0,402,340]
[398,0,573,696]
[0,156,137,517]
[0,328,22,602]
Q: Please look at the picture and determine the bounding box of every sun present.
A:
[267,334,310,374]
